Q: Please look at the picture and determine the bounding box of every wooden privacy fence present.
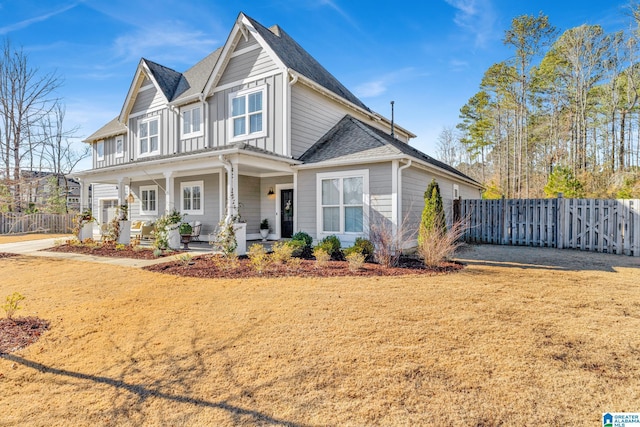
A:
[0,213,75,234]
[457,197,640,257]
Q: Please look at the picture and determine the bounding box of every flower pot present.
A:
[167,226,181,250]
[117,220,131,245]
[234,222,247,256]
[259,228,269,241]
[78,222,94,241]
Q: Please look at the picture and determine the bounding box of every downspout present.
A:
[397,159,412,234]
[219,155,234,224]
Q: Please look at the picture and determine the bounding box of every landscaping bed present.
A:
[0,317,49,354]
[45,242,178,259]
[145,255,463,278]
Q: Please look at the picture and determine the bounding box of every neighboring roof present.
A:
[299,115,478,184]
[143,59,183,101]
[173,48,223,102]
[84,117,127,143]
[244,15,370,112]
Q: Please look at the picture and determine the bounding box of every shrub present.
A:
[418,179,446,248]
[369,214,415,268]
[153,248,163,258]
[115,243,126,251]
[418,218,466,267]
[316,235,342,260]
[179,222,193,235]
[313,247,330,268]
[271,241,294,264]
[211,253,239,271]
[178,253,194,266]
[344,237,374,261]
[286,239,308,258]
[3,292,25,319]
[345,251,365,272]
[248,243,271,274]
[287,256,303,271]
[291,231,313,246]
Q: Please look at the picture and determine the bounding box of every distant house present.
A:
[21,170,82,212]
[74,12,481,247]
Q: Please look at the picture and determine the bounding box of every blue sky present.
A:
[0,0,633,171]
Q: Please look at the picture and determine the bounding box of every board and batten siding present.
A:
[93,134,128,169]
[209,74,284,154]
[296,163,392,242]
[128,109,176,161]
[179,102,206,153]
[90,183,118,224]
[174,173,221,237]
[238,175,261,234]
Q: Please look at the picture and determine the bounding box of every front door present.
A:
[280,189,294,238]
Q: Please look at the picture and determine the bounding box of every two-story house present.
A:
[74,12,481,247]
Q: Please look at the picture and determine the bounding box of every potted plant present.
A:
[154,209,183,250]
[179,222,193,249]
[259,218,270,241]
[74,209,95,241]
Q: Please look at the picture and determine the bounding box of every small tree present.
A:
[418,179,446,247]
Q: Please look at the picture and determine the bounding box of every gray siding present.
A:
[174,173,221,237]
[238,175,260,234]
[131,85,164,114]
[93,134,128,169]
[235,34,258,51]
[259,175,293,235]
[128,109,175,161]
[91,183,118,224]
[179,102,206,153]
[218,46,279,87]
[209,74,284,154]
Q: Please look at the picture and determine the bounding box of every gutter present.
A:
[397,159,412,226]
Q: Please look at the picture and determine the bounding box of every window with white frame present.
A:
[138,117,159,156]
[317,170,369,234]
[181,105,202,138]
[139,185,158,215]
[115,136,124,158]
[229,87,265,139]
[96,140,104,161]
[453,184,460,200]
[181,181,204,215]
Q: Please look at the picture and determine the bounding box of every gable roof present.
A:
[299,115,478,184]
[172,48,223,103]
[143,59,183,101]
[84,117,127,143]
[243,15,370,112]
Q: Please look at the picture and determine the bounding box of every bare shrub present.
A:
[248,243,271,274]
[369,214,416,268]
[271,241,294,264]
[313,247,330,268]
[177,253,193,266]
[211,253,239,271]
[345,251,365,272]
[417,218,467,267]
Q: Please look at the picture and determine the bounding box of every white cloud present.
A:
[444,0,497,47]
[449,59,469,71]
[354,68,415,99]
[0,2,82,35]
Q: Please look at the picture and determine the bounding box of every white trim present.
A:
[128,106,166,119]
[316,169,369,239]
[212,69,282,94]
[453,184,460,200]
[139,185,159,216]
[180,180,204,215]
[115,136,124,159]
[228,86,267,142]
[230,43,261,58]
[96,140,105,161]
[137,116,160,158]
[139,83,154,92]
[391,160,398,230]
[275,183,294,239]
[180,103,204,139]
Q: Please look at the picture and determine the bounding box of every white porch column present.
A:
[293,171,298,234]
[219,155,238,221]
[231,157,239,219]
[164,171,175,213]
[117,177,125,205]
[79,179,90,211]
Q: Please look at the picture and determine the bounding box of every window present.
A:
[229,87,265,139]
[139,118,159,156]
[115,136,124,158]
[182,105,202,137]
[453,184,460,200]
[140,185,158,215]
[317,170,369,235]
[96,140,104,161]
[181,181,203,215]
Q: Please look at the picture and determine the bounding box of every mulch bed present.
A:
[0,317,50,354]
[0,253,19,259]
[145,255,463,279]
[44,242,178,259]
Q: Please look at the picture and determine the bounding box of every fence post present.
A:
[500,195,506,245]
[556,193,564,249]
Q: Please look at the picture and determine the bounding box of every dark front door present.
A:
[280,189,294,238]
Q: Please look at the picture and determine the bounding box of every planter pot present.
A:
[234,222,247,256]
[117,220,131,245]
[259,228,269,241]
[167,226,181,250]
[78,222,94,241]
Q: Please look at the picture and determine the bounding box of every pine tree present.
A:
[418,179,447,247]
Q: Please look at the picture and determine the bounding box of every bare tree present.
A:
[0,39,62,212]
[436,126,462,166]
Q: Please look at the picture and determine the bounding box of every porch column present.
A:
[79,178,90,211]
[117,177,125,205]
[164,171,175,214]
[219,155,238,221]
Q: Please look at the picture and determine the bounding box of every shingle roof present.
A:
[244,15,370,112]
[173,47,223,102]
[84,117,127,143]
[143,59,183,101]
[299,115,478,183]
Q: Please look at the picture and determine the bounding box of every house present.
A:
[20,170,82,212]
[74,12,481,250]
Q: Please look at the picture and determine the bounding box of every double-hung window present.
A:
[182,105,202,138]
[139,117,159,156]
[140,185,158,216]
[115,136,124,158]
[317,170,369,235]
[96,140,104,161]
[181,181,204,215]
[229,87,265,139]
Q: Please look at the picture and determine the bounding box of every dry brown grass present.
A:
[0,249,639,426]
[0,234,71,244]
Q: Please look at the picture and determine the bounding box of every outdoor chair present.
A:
[188,221,202,242]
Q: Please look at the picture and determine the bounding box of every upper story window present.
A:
[182,105,202,138]
[317,169,369,235]
[139,185,158,216]
[229,87,265,140]
[96,140,104,161]
[139,117,159,157]
[181,181,204,215]
[115,136,124,158]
